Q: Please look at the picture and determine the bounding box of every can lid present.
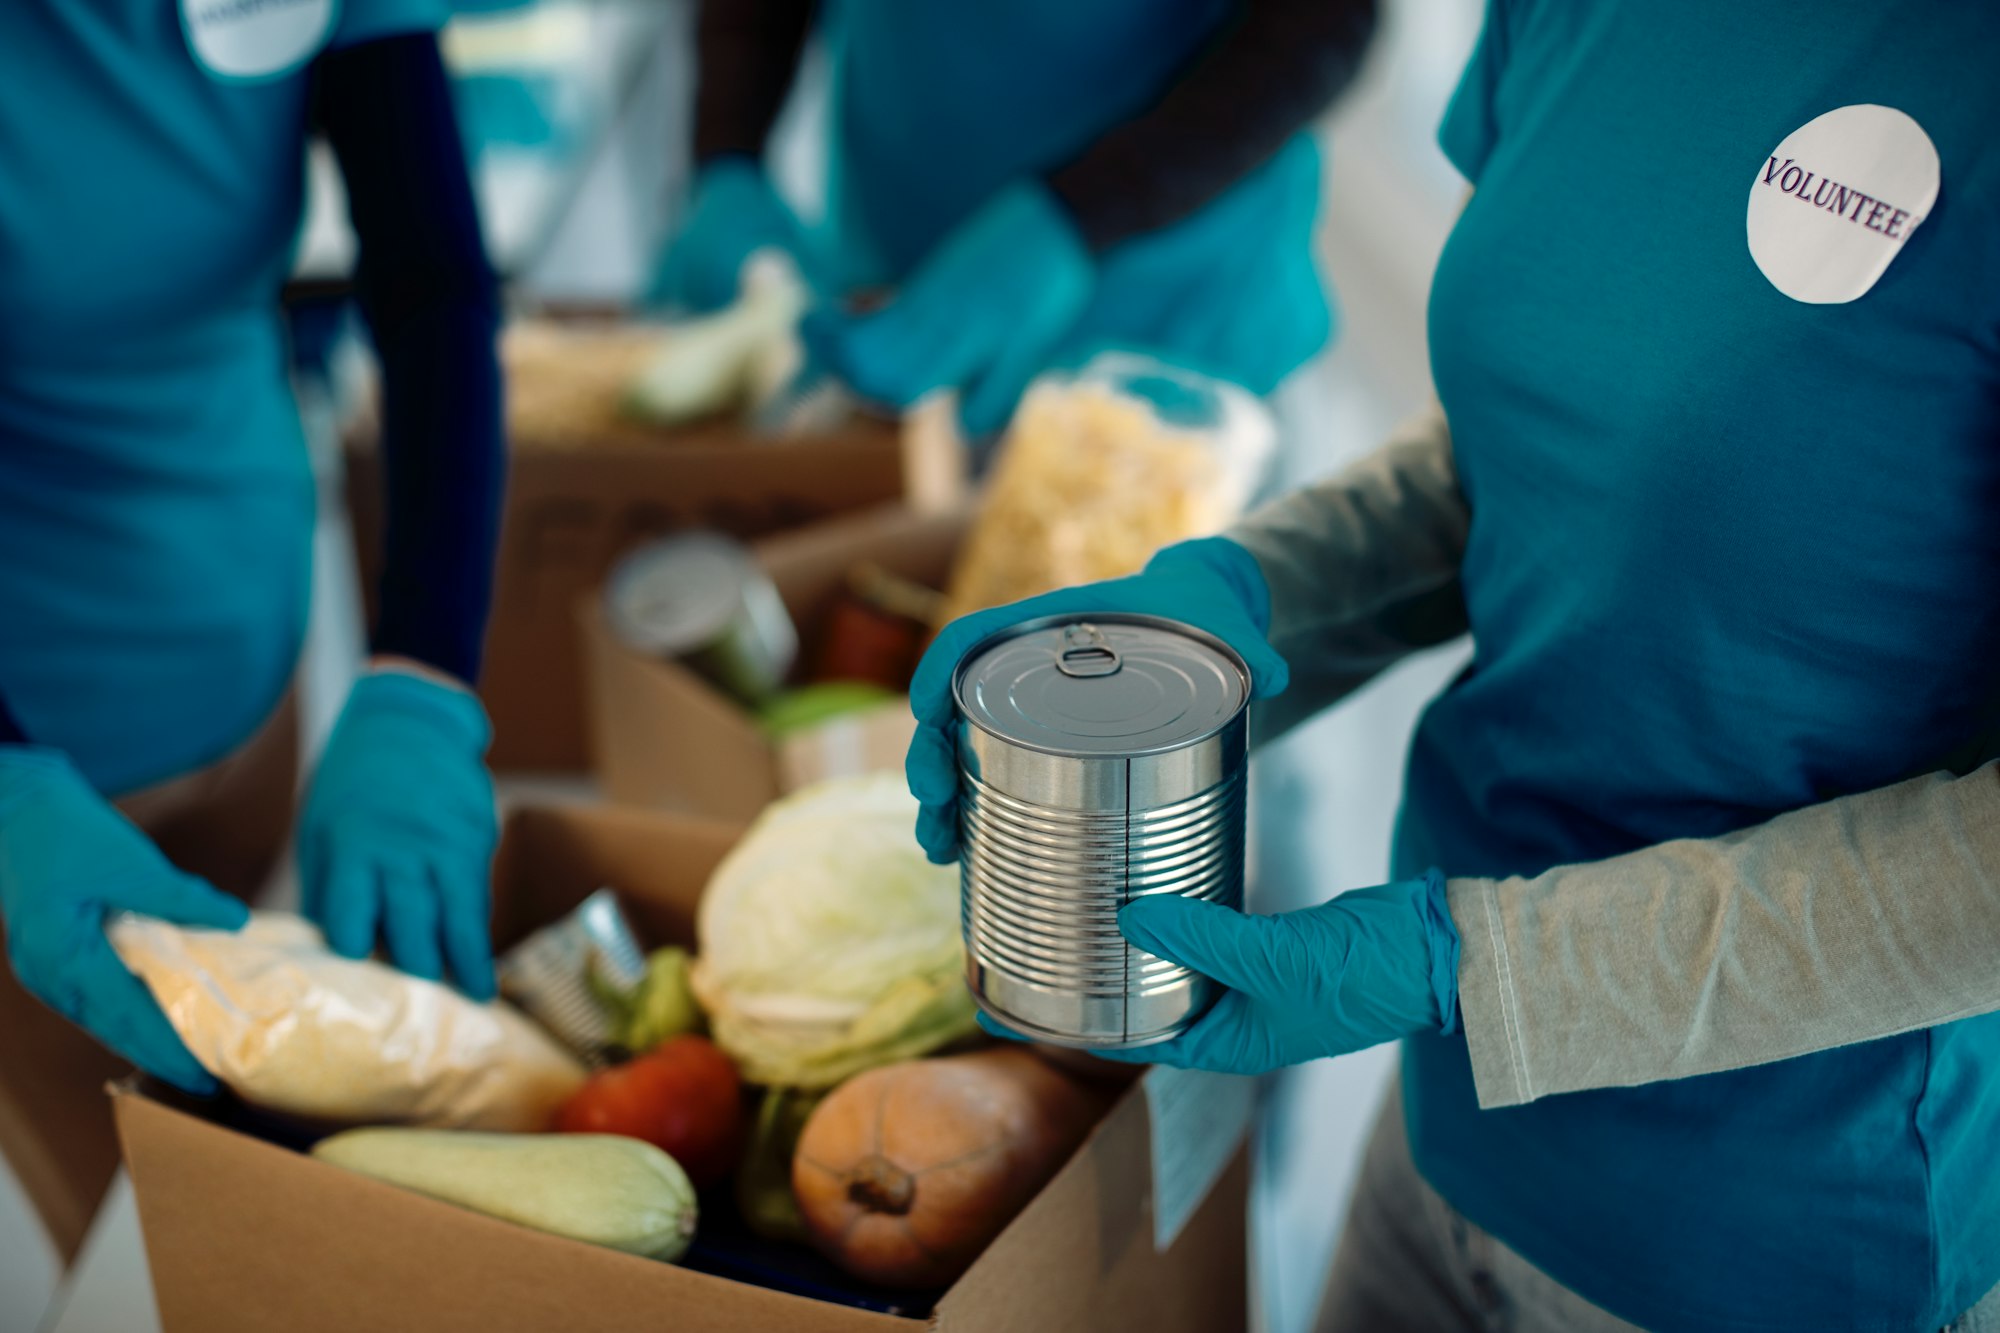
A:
[604,532,759,656]
[953,614,1249,757]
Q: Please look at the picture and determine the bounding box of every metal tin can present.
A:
[952,614,1250,1050]
[496,888,648,1068]
[605,533,798,705]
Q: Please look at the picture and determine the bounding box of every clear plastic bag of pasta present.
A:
[939,353,1276,623]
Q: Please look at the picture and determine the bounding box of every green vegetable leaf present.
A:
[613,947,704,1055]
[690,775,981,1088]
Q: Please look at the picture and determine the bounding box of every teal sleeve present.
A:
[332,0,451,49]
[1437,0,1515,183]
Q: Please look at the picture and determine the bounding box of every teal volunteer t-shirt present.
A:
[0,0,447,795]
[1397,2,2000,1330]
[824,0,1331,396]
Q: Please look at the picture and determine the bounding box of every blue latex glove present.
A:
[905,536,1288,864]
[981,872,1463,1074]
[298,669,498,999]
[0,748,249,1094]
[646,156,808,315]
[802,180,1094,439]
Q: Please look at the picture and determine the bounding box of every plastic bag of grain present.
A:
[938,353,1274,624]
[111,912,584,1130]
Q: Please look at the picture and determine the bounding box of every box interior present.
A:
[582,504,966,818]
[113,804,1248,1333]
[755,504,967,679]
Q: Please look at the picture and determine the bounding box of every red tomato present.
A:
[554,1035,746,1189]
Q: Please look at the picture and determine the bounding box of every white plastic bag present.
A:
[111,912,585,1130]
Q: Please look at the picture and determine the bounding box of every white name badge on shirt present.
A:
[181,0,335,81]
[1746,104,1939,305]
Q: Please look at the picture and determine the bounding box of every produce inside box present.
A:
[603,524,944,743]
[584,506,961,820]
[500,300,840,449]
[583,353,1275,817]
[111,778,1201,1326]
[482,257,845,449]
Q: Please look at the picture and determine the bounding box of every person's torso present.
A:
[0,0,332,793]
[1398,2,2000,1329]
[823,0,1330,394]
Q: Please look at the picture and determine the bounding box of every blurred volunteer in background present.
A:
[907,2,2000,1330]
[650,0,1377,441]
[0,0,504,1254]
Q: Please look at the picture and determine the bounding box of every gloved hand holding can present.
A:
[906,535,1291,1050]
[1049,873,1463,1074]
[906,534,1290,863]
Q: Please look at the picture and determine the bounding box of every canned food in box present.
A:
[605,533,798,705]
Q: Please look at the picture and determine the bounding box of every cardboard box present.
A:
[582,505,965,822]
[345,419,908,772]
[0,928,128,1263]
[113,803,1248,1333]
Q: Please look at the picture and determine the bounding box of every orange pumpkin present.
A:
[791,1047,1104,1288]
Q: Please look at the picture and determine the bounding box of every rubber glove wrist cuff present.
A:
[368,656,474,696]
[0,745,84,818]
[992,178,1094,281]
[1144,536,1277,637]
[1420,867,1463,1036]
[342,670,492,756]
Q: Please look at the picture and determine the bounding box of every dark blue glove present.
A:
[979,872,1463,1074]
[298,669,498,999]
[0,748,248,1094]
[647,156,809,314]
[802,180,1094,439]
[905,536,1288,863]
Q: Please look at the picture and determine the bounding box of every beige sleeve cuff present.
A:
[1448,763,2000,1111]
[1448,875,1535,1107]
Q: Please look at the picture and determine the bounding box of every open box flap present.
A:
[579,599,783,820]
[934,1080,1249,1333]
[580,503,968,820]
[755,503,968,646]
[0,961,127,1263]
[489,803,743,953]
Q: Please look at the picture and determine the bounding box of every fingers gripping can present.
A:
[952,615,1250,1049]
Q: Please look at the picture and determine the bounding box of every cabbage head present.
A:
[690,774,977,1087]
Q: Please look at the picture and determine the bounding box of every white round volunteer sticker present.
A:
[181,0,335,81]
[1746,104,1939,305]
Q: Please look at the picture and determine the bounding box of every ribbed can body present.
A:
[960,753,1246,1047]
[952,615,1252,1050]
